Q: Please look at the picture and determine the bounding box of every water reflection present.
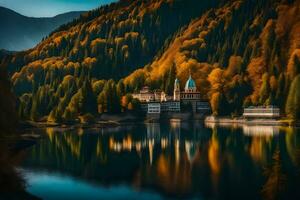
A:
[0,142,40,199]
[19,122,300,200]
[242,125,280,137]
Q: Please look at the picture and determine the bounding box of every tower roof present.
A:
[185,75,196,91]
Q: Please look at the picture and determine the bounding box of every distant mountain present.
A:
[0,49,12,59]
[0,6,84,51]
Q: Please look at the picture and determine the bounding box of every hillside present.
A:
[124,0,300,117]
[1,0,300,122]
[0,7,83,51]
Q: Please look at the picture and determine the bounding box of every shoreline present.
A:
[204,116,300,127]
[0,136,41,200]
[17,113,145,130]
[17,114,300,130]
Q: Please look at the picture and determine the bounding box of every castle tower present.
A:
[185,71,197,93]
[174,78,180,101]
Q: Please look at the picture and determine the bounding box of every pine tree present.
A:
[112,81,121,113]
[259,73,270,105]
[276,73,286,107]
[117,79,125,97]
[63,107,76,123]
[30,92,40,121]
[286,75,300,119]
[81,79,97,114]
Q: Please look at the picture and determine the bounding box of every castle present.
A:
[132,72,211,115]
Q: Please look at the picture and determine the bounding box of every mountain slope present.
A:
[1,0,300,121]
[124,0,300,116]
[0,7,83,51]
[3,0,219,79]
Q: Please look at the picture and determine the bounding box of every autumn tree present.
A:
[117,79,126,97]
[92,80,106,96]
[208,68,227,115]
[275,73,286,108]
[287,51,300,82]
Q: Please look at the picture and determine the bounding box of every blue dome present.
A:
[185,75,196,91]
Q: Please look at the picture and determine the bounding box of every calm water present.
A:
[18,122,300,200]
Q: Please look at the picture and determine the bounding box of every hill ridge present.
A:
[0,6,84,51]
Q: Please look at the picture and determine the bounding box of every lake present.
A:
[18,121,300,200]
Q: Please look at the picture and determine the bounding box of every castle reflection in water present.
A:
[205,122,280,136]
[20,122,300,200]
[109,121,197,165]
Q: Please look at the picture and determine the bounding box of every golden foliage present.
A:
[90,38,106,48]
[269,75,278,92]
[247,57,266,104]
[210,92,221,116]
[287,49,300,81]
[208,68,225,93]
[224,56,242,78]
[82,57,97,69]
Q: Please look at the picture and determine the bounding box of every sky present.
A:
[0,0,116,17]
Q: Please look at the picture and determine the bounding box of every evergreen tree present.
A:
[117,79,125,97]
[131,98,141,113]
[63,107,76,123]
[30,92,40,121]
[276,73,286,107]
[111,81,121,113]
[259,73,270,105]
[81,79,97,114]
[97,92,107,113]
[285,75,300,119]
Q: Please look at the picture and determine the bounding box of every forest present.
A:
[0,0,300,123]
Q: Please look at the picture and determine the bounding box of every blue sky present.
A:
[0,0,116,17]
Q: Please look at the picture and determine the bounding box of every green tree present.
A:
[287,54,300,82]
[30,91,41,121]
[285,75,300,119]
[92,80,106,96]
[62,107,76,123]
[131,98,141,113]
[18,93,32,119]
[117,79,126,97]
[97,92,107,113]
[97,80,121,113]
[276,73,286,107]
[81,79,97,114]
[259,73,270,105]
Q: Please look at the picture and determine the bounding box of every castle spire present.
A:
[174,77,180,101]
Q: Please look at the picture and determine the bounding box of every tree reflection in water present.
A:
[19,123,300,200]
[0,142,39,199]
[261,149,287,200]
[0,145,24,192]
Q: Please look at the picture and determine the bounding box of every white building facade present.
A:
[148,103,161,114]
[132,72,210,115]
[243,106,281,119]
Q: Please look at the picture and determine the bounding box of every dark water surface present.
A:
[18,122,300,200]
